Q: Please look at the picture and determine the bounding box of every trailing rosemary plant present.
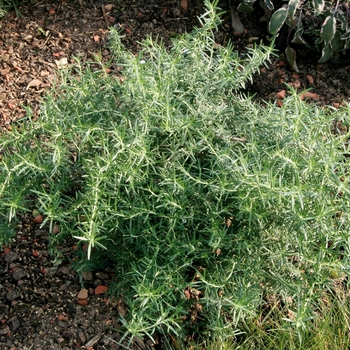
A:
[1,0,350,346]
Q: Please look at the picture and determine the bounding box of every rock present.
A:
[8,317,21,332]
[85,333,102,348]
[77,288,88,299]
[59,284,67,291]
[276,90,286,99]
[95,272,109,280]
[173,8,181,17]
[54,57,68,68]
[12,268,25,281]
[306,74,314,84]
[6,290,18,302]
[57,320,67,328]
[78,329,86,343]
[95,285,108,295]
[59,267,71,275]
[104,4,113,12]
[33,214,43,223]
[77,299,88,306]
[0,325,10,335]
[57,313,68,321]
[93,279,103,287]
[81,271,93,281]
[180,0,188,11]
[4,251,18,263]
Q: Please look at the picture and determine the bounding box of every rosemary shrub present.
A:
[1,1,350,346]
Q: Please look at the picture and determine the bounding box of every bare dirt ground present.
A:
[0,1,349,349]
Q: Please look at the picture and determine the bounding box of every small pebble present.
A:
[12,269,25,281]
[95,272,109,280]
[6,290,18,301]
[0,325,10,335]
[81,271,93,281]
[4,252,18,263]
[57,320,67,328]
[77,288,88,299]
[9,317,21,332]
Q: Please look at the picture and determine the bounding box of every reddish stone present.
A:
[276,90,286,99]
[33,214,43,224]
[77,299,88,306]
[58,313,68,321]
[306,75,314,84]
[3,247,11,255]
[95,285,108,295]
[300,92,318,100]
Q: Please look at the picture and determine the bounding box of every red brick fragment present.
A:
[276,90,286,99]
[95,285,108,295]
[306,75,314,84]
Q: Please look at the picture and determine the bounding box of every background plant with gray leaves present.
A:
[232,0,350,67]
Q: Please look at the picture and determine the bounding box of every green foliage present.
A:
[1,0,350,346]
[229,280,350,350]
[237,0,350,64]
[0,0,30,17]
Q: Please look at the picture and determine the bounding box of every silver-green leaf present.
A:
[237,2,255,13]
[318,44,333,63]
[285,46,299,72]
[268,7,288,35]
[287,0,300,20]
[291,34,306,45]
[312,0,325,15]
[320,16,336,42]
[231,10,245,33]
[330,31,342,52]
[263,0,274,11]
